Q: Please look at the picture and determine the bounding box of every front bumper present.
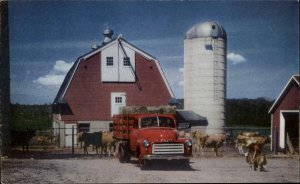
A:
[142,154,190,160]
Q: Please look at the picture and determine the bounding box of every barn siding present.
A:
[271,82,299,152]
[61,52,172,122]
[273,83,299,128]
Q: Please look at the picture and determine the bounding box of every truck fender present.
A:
[136,139,146,157]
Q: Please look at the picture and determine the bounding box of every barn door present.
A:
[65,123,77,147]
[111,92,126,117]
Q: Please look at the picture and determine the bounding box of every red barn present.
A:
[269,75,299,154]
[52,29,174,147]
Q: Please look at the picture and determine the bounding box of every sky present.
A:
[8,1,299,105]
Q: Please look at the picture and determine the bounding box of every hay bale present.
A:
[120,106,148,114]
[119,105,176,114]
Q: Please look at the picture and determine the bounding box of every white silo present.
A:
[184,21,227,134]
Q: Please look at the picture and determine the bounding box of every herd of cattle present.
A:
[77,131,117,157]
[10,129,271,171]
[188,130,271,171]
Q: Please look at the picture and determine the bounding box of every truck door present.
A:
[111,92,126,117]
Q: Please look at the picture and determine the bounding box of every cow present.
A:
[11,128,36,152]
[78,131,99,151]
[191,130,208,156]
[236,131,271,156]
[82,131,103,156]
[245,142,267,171]
[245,135,270,147]
[100,131,117,156]
[77,132,84,148]
[31,135,51,145]
[242,134,270,171]
[191,130,232,157]
[235,131,261,155]
[201,133,233,157]
[245,152,267,171]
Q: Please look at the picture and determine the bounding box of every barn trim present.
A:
[268,75,300,114]
[279,110,299,149]
[53,35,175,104]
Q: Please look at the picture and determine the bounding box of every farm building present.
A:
[52,29,174,147]
[269,75,299,154]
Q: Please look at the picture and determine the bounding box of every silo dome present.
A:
[185,21,226,39]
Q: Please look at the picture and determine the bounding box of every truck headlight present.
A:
[185,140,192,147]
[143,140,150,148]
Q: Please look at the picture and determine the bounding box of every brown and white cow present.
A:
[100,131,117,156]
[191,130,208,156]
[235,131,261,155]
[201,133,233,157]
[191,130,232,157]
[245,142,267,171]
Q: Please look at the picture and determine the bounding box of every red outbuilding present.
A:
[269,75,299,154]
[52,29,174,147]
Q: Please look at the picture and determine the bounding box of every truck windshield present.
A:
[140,117,175,128]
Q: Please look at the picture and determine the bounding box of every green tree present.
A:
[226,98,274,127]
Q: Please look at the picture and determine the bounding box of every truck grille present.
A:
[152,143,184,155]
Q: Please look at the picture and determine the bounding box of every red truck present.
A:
[112,113,193,169]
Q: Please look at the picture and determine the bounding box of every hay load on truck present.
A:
[112,106,193,170]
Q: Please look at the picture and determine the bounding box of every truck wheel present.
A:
[139,159,149,170]
[125,152,131,162]
[139,158,147,170]
[119,143,128,163]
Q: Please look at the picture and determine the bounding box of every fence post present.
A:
[50,128,53,144]
[72,126,74,155]
[224,126,227,155]
[274,129,278,155]
[58,124,60,148]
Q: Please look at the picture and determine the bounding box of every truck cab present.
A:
[113,114,192,169]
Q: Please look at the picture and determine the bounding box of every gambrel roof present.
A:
[268,75,300,113]
[53,36,174,104]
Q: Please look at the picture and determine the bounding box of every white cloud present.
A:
[227,52,246,65]
[176,68,184,86]
[34,74,66,86]
[163,66,184,98]
[33,60,73,87]
[53,60,74,73]
[178,80,184,86]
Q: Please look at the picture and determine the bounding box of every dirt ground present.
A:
[1,147,299,183]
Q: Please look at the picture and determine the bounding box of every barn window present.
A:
[115,97,122,103]
[123,57,131,66]
[78,123,90,132]
[106,57,114,66]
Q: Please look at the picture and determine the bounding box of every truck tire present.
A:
[124,149,131,162]
[118,143,130,163]
[139,158,148,170]
[181,159,190,168]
